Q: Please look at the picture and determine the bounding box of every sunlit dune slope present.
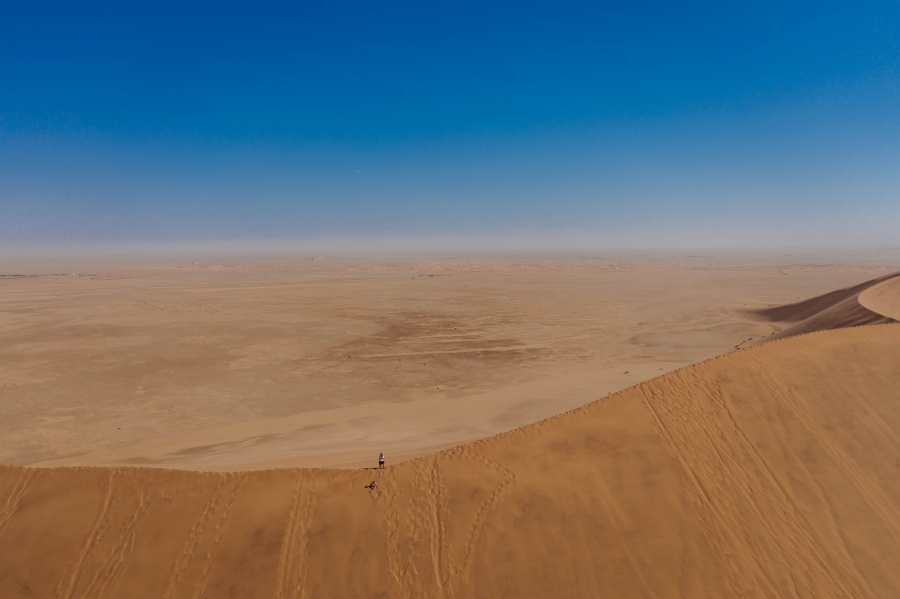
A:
[859,274,900,320]
[748,271,899,343]
[3,323,900,598]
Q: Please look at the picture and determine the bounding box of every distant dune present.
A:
[3,317,900,596]
[859,274,900,320]
[748,271,899,343]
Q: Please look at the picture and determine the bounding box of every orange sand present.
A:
[2,326,900,596]
[2,263,899,598]
[859,275,900,320]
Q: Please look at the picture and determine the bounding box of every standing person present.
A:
[378,452,385,469]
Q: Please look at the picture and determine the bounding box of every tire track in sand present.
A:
[0,468,35,537]
[377,452,515,599]
[407,457,452,598]
[640,370,872,599]
[53,470,119,599]
[188,474,242,599]
[450,450,515,593]
[273,471,318,599]
[163,474,232,599]
[377,470,410,599]
[53,470,152,599]
[76,491,151,599]
[745,350,900,547]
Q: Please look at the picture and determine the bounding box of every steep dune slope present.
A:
[2,323,900,598]
[859,275,900,320]
[748,271,899,343]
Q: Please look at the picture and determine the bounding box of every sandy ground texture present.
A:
[1,321,900,598]
[2,256,895,469]
[859,274,900,320]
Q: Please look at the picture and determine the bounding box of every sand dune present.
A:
[3,321,900,598]
[859,274,900,320]
[748,271,899,343]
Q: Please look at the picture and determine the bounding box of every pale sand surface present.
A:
[2,257,894,469]
[2,323,900,598]
[859,274,900,320]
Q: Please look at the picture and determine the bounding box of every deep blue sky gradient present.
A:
[2,1,899,249]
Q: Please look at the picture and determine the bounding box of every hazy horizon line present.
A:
[3,235,899,264]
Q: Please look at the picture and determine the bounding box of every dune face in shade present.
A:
[747,271,899,344]
[2,323,900,598]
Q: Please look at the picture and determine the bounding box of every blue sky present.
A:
[2,1,899,251]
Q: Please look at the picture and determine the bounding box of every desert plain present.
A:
[2,253,900,598]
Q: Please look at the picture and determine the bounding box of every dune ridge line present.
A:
[2,318,900,597]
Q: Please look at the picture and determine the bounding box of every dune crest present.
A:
[748,271,899,343]
[3,322,900,598]
[859,275,900,320]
